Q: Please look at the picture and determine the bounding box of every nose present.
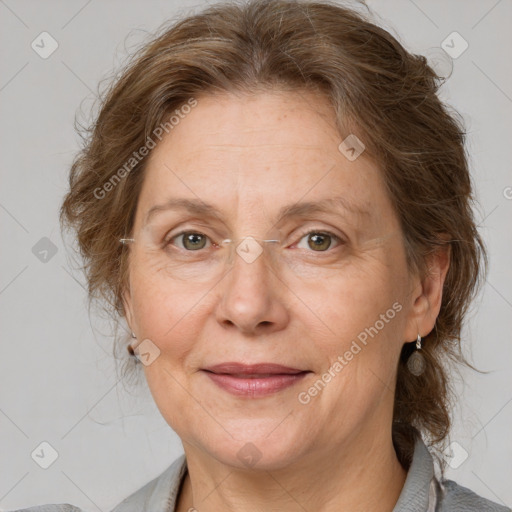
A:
[214,245,290,336]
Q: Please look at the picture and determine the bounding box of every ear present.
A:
[403,243,451,342]
[122,285,135,334]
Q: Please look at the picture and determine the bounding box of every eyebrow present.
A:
[143,196,371,226]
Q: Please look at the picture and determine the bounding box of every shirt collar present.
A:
[393,434,437,512]
[111,436,436,511]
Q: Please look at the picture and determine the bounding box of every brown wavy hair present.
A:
[60,0,486,467]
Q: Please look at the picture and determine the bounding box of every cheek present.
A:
[293,261,403,353]
[290,258,406,415]
[297,268,404,421]
[129,272,211,430]
[129,263,207,359]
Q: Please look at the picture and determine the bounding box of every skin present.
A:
[123,89,450,512]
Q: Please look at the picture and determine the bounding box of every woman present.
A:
[13,0,509,510]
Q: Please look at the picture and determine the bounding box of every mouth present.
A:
[201,362,311,397]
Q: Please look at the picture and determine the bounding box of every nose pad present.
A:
[221,237,282,266]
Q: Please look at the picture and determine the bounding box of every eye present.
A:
[295,230,342,252]
[167,231,212,251]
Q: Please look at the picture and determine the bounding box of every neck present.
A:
[176,429,407,512]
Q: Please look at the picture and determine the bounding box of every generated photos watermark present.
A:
[93,97,198,200]
[298,301,403,404]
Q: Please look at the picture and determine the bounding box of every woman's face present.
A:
[124,90,421,469]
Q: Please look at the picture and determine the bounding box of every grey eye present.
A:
[175,232,210,250]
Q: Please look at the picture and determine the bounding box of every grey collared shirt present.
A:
[10,436,510,511]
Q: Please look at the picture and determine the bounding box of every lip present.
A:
[201,362,310,397]
[204,362,307,375]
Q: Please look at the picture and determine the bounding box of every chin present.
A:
[215,445,301,472]
[196,421,306,471]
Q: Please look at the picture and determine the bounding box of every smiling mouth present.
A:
[201,367,311,397]
[221,373,296,378]
[203,362,308,374]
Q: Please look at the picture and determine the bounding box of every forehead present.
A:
[170,89,341,146]
[135,90,396,231]
[147,90,345,172]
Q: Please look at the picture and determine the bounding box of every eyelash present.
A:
[163,228,345,253]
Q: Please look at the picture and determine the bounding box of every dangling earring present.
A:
[407,334,426,376]
[127,332,136,356]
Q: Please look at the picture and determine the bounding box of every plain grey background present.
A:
[1,0,511,510]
